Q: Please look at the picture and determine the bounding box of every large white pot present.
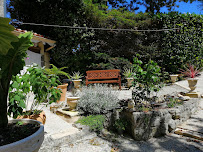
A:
[67,97,80,110]
[170,74,178,83]
[188,78,198,91]
[72,79,82,89]
[0,119,44,152]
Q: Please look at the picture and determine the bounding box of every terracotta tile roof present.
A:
[13,28,56,46]
[15,28,47,38]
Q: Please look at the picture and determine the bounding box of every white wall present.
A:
[0,0,5,17]
[25,50,42,67]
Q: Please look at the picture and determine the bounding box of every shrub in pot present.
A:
[44,64,70,102]
[132,56,163,107]
[123,68,134,88]
[9,65,61,124]
[179,64,202,91]
[71,71,83,89]
[0,17,44,151]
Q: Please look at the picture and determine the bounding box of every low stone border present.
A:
[119,98,200,140]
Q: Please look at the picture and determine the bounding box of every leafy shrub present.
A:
[132,56,163,104]
[76,115,105,132]
[114,119,127,131]
[8,65,61,118]
[77,84,119,114]
[89,52,133,75]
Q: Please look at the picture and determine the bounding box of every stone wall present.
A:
[119,99,199,140]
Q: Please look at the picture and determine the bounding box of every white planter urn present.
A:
[0,119,44,152]
[170,74,178,83]
[67,97,80,110]
[187,78,198,91]
[126,78,134,88]
[72,79,82,89]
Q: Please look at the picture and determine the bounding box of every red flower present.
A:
[179,64,201,78]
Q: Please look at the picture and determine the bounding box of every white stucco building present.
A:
[0,0,6,17]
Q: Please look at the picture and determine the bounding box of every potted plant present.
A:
[45,64,70,102]
[179,64,202,92]
[71,71,83,89]
[123,68,134,88]
[0,17,44,152]
[66,88,80,111]
[9,65,61,124]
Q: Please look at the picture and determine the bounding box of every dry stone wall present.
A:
[119,99,199,140]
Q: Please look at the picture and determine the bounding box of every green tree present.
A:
[0,17,33,128]
[94,0,201,14]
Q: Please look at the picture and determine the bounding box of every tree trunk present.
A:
[0,85,8,128]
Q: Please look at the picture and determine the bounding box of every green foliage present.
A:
[89,52,133,74]
[132,56,162,103]
[153,12,203,73]
[71,71,84,80]
[76,115,105,132]
[0,18,33,128]
[114,119,127,131]
[164,95,183,108]
[77,85,119,115]
[44,64,70,79]
[94,0,201,14]
[8,0,202,76]
[0,17,18,55]
[8,65,61,118]
[123,68,134,78]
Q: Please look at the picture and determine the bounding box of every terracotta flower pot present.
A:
[188,79,198,91]
[72,79,82,89]
[57,83,68,102]
[0,119,44,152]
[126,78,134,88]
[17,111,46,124]
[67,97,80,110]
[170,74,178,83]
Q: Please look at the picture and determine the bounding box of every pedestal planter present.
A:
[72,79,82,89]
[67,97,80,110]
[126,78,134,88]
[17,111,46,124]
[0,119,44,152]
[170,75,178,83]
[57,83,68,102]
[187,79,198,91]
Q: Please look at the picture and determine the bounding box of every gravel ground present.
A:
[40,130,203,152]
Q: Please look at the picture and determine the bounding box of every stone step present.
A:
[175,128,203,141]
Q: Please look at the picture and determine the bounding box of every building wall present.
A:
[0,0,6,17]
[25,50,42,67]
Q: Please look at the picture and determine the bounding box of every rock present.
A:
[178,94,190,101]
[168,119,176,132]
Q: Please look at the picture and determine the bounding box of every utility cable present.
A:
[12,21,180,32]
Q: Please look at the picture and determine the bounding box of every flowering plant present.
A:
[179,64,202,78]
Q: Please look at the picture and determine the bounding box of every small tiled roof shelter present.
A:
[12,29,56,68]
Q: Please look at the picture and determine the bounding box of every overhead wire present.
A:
[12,21,180,32]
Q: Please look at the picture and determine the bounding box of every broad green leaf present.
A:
[12,81,19,88]
[14,95,20,101]
[0,17,18,55]
[19,100,26,108]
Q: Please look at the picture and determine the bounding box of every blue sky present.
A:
[132,1,203,14]
[6,0,202,18]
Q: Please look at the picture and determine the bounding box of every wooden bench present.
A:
[86,69,121,90]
